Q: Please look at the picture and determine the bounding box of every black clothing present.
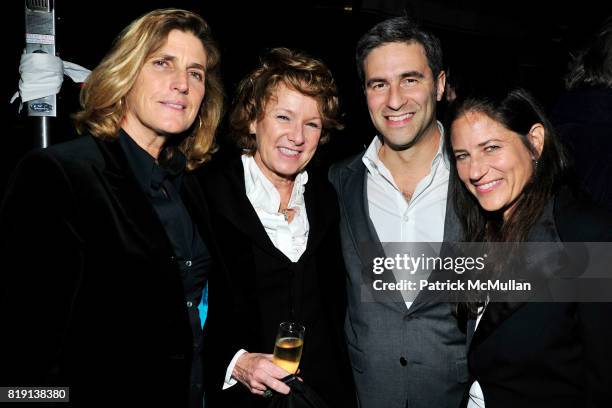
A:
[199,158,356,408]
[119,131,210,407]
[0,134,213,407]
[468,188,612,407]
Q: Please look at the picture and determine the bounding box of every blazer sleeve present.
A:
[201,254,250,390]
[0,150,84,385]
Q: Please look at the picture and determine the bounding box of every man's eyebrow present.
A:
[366,71,425,87]
[399,71,425,79]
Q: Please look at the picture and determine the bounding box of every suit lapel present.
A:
[180,174,213,248]
[342,155,383,260]
[410,177,466,315]
[93,138,175,259]
[211,159,290,262]
[469,199,561,351]
[404,180,462,316]
[375,168,462,317]
[340,156,407,312]
[469,301,526,352]
[443,177,463,242]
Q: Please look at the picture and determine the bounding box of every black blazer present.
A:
[0,135,212,407]
[199,158,356,408]
[468,188,612,408]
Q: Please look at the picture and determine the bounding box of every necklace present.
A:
[279,208,292,222]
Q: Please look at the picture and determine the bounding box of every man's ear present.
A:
[528,123,545,158]
[436,71,446,102]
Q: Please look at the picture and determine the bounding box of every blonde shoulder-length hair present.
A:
[73,8,223,170]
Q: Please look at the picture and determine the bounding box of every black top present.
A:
[467,188,612,408]
[119,130,210,405]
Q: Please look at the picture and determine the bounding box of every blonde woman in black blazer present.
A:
[0,10,222,407]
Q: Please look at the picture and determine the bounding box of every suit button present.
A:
[400,357,408,366]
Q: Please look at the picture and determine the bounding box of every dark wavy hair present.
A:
[565,16,612,90]
[446,88,569,243]
[355,16,444,87]
[229,47,342,155]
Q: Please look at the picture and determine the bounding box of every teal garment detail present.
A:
[198,282,208,329]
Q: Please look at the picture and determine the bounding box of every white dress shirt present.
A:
[222,155,311,389]
[362,122,449,309]
[362,122,449,243]
[242,154,309,262]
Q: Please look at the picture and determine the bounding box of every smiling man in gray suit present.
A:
[329,16,468,408]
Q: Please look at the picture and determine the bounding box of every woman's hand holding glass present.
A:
[233,352,291,396]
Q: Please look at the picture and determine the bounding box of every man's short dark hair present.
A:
[356,16,444,86]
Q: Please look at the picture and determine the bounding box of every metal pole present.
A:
[40,116,51,148]
[24,0,56,149]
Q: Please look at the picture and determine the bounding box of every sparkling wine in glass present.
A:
[272,322,305,374]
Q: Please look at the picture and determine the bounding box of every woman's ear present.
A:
[249,121,257,135]
[528,123,545,158]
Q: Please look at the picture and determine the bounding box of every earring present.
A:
[105,98,123,117]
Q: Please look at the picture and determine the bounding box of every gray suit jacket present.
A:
[329,152,469,408]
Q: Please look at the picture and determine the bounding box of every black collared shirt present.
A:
[118,130,209,404]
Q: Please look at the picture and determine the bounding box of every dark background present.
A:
[4,0,612,194]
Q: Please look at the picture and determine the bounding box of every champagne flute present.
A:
[272,322,305,374]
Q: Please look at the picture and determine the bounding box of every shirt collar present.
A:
[242,154,308,214]
[437,121,450,170]
[362,120,449,173]
[118,129,185,193]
